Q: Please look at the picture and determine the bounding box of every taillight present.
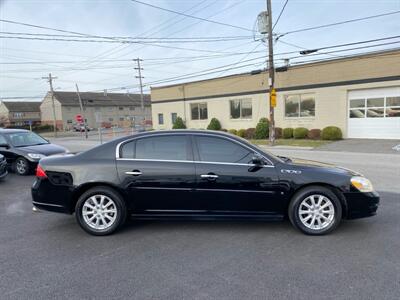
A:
[36,165,47,178]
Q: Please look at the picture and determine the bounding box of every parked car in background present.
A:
[0,153,8,180]
[31,130,379,236]
[0,129,67,175]
[73,123,91,132]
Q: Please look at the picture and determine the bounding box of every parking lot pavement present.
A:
[1,148,399,299]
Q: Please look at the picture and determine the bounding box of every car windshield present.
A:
[7,132,49,147]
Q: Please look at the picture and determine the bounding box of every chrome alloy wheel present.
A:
[299,194,335,230]
[82,195,117,230]
[16,159,27,174]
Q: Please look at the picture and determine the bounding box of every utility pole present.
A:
[75,84,88,139]
[42,73,58,137]
[134,58,145,130]
[266,0,275,145]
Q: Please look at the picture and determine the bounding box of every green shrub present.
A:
[283,128,293,139]
[293,127,309,139]
[245,128,256,139]
[274,127,282,139]
[228,129,237,135]
[172,116,186,129]
[237,129,246,138]
[207,118,222,131]
[321,126,342,140]
[254,118,269,139]
[308,129,321,140]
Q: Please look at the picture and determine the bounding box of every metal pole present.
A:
[134,58,145,130]
[42,73,58,137]
[75,84,88,139]
[266,0,275,145]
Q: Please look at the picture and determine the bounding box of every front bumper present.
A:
[31,178,74,214]
[343,190,380,219]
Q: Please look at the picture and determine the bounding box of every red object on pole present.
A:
[75,114,83,123]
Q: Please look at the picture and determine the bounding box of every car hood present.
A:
[18,143,67,156]
[288,157,362,176]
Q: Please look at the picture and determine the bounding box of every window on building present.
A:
[95,107,100,111]
[230,99,252,119]
[129,106,135,111]
[191,103,208,120]
[171,113,177,124]
[13,112,24,118]
[119,117,124,121]
[349,96,400,118]
[195,136,253,164]
[67,120,73,124]
[109,118,113,122]
[119,106,124,111]
[135,135,189,161]
[285,94,315,118]
[108,107,113,111]
[158,113,164,125]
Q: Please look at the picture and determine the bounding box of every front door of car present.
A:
[192,135,282,214]
[116,134,197,211]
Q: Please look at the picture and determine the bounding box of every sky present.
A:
[0,0,399,101]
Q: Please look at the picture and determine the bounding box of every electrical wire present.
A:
[130,0,253,32]
[272,0,289,31]
[278,10,400,37]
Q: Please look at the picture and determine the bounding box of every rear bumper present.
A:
[31,178,73,214]
[343,190,380,219]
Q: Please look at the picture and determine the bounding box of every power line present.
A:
[272,0,289,31]
[130,0,253,32]
[278,10,400,37]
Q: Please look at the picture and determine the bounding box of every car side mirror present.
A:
[251,154,264,166]
[0,143,9,149]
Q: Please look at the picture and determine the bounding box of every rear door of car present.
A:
[116,134,197,211]
[192,134,283,214]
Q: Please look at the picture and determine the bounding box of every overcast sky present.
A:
[0,0,399,100]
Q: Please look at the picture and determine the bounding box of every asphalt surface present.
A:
[0,144,399,299]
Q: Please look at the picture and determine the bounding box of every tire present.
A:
[14,157,30,176]
[75,186,127,236]
[288,186,342,235]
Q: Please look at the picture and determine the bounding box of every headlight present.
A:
[27,153,46,160]
[351,176,374,192]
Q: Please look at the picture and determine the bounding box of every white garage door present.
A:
[348,87,400,139]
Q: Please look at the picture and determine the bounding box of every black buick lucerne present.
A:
[0,129,67,175]
[31,130,379,236]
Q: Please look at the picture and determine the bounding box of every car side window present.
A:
[135,135,189,161]
[195,136,253,164]
[0,134,7,145]
[120,140,135,158]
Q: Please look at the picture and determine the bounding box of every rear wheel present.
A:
[75,187,127,236]
[289,186,342,235]
[14,157,30,175]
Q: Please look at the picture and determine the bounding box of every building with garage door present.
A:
[151,49,400,139]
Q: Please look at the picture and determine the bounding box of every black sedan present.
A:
[0,129,67,175]
[0,153,8,180]
[31,130,379,236]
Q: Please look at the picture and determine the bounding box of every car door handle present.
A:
[200,174,218,179]
[125,170,142,176]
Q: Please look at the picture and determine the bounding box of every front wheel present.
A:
[75,187,127,236]
[288,186,342,235]
[14,157,30,175]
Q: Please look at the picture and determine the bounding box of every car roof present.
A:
[0,128,29,134]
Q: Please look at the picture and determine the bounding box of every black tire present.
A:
[75,186,127,236]
[14,157,30,176]
[288,185,342,235]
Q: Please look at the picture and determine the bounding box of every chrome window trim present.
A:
[115,132,275,166]
[116,158,274,168]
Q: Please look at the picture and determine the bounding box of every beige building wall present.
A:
[0,103,9,124]
[151,50,400,137]
[40,95,63,128]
